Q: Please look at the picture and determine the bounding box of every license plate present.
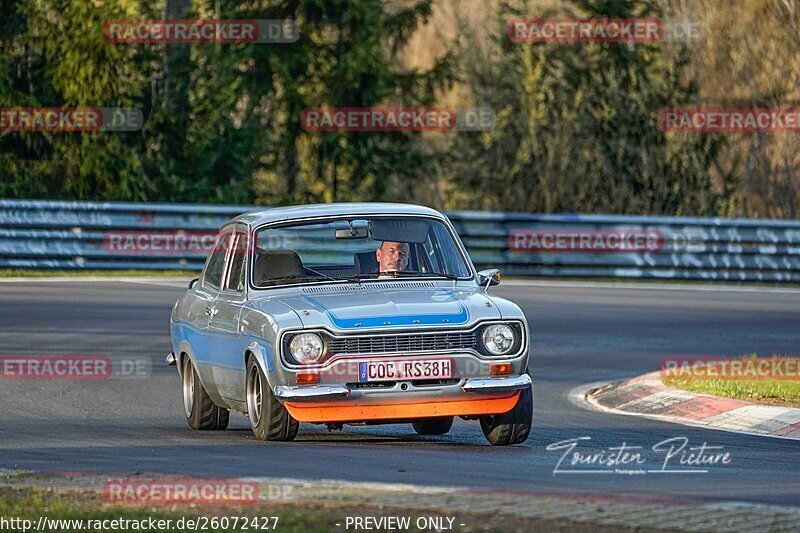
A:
[358,359,453,382]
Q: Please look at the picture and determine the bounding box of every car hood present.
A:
[261,283,501,331]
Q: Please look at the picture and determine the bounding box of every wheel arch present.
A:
[176,340,196,379]
[176,343,214,396]
[245,341,276,388]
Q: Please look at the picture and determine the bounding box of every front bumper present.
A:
[274,385,351,401]
[461,373,531,393]
[274,374,531,423]
[274,374,531,402]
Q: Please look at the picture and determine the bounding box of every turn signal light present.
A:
[296,372,319,385]
[490,363,512,376]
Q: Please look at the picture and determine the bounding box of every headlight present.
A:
[289,333,324,364]
[481,324,515,355]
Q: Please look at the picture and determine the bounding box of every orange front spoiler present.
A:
[285,392,520,423]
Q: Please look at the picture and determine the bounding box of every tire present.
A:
[246,357,298,441]
[479,378,532,446]
[182,356,229,430]
[412,417,454,435]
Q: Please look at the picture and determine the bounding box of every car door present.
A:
[191,229,234,398]
[207,227,249,402]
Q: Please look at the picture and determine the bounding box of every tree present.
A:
[439,0,734,216]
[0,0,454,205]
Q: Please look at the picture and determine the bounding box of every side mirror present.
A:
[189,277,199,289]
[477,269,501,291]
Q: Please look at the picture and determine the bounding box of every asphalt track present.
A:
[0,279,798,507]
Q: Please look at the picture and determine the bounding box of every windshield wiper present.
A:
[335,272,461,284]
[386,271,460,281]
[340,273,382,283]
[303,267,338,283]
[263,275,326,284]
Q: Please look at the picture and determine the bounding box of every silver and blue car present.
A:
[167,203,532,445]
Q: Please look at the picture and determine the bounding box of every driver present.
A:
[375,241,409,278]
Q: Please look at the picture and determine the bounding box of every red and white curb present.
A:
[587,372,800,440]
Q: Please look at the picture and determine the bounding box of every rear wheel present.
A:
[182,356,229,430]
[479,378,532,446]
[412,417,454,435]
[246,357,298,441]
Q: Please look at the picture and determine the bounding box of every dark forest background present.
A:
[1,0,798,217]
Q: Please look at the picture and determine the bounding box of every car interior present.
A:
[249,218,440,286]
[252,243,427,286]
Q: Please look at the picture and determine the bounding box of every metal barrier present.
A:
[0,200,245,271]
[447,212,800,282]
[1,199,799,281]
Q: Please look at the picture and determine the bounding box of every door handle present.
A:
[205,306,217,317]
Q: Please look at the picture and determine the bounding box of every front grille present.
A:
[327,331,478,355]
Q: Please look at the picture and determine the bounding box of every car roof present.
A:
[229,202,447,227]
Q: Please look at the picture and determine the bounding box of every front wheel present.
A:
[182,356,229,430]
[246,357,298,441]
[479,378,532,446]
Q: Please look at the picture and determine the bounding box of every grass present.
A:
[0,486,642,533]
[661,356,800,408]
[0,269,196,278]
[0,488,353,533]
[0,471,35,480]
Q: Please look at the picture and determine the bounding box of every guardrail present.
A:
[1,199,799,281]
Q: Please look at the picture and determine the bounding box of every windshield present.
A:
[251,216,472,288]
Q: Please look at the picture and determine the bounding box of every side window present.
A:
[424,232,444,273]
[432,223,470,277]
[224,232,248,292]
[203,232,232,289]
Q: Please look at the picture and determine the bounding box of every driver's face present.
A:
[376,241,409,273]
